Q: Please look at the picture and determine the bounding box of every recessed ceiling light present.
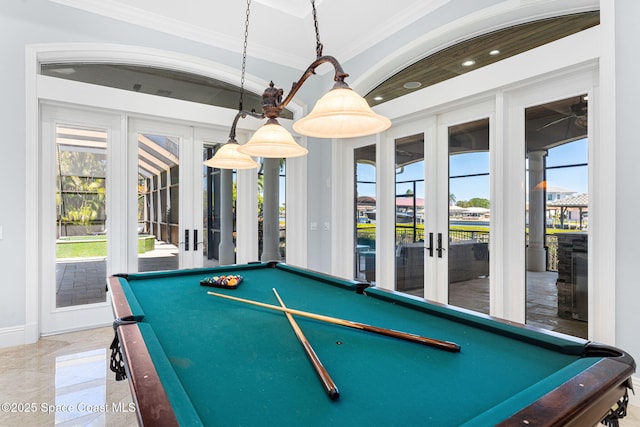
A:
[461,60,475,67]
[403,81,422,90]
[373,96,384,101]
[489,49,500,56]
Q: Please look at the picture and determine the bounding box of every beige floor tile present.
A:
[0,327,136,427]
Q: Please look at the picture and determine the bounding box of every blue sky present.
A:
[357,138,588,202]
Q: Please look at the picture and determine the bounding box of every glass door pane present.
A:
[355,144,376,281]
[447,119,490,314]
[525,95,588,338]
[133,119,203,271]
[395,134,425,297]
[55,125,108,307]
[202,145,220,267]
[137,132,181,272]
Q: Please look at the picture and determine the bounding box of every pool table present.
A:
[108,262,635,426]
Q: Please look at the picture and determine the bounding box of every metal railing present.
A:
[356,226,560,271]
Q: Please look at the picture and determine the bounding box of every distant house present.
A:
[548,193,588,229]
[546,185,576,202]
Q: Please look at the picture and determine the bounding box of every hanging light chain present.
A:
[239,0,252,111]
[311,0,323,57]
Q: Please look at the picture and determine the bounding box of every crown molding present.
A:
[47,0,455,74]
[48,0,312,70]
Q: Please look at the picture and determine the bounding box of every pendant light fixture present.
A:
[208,0,391,168]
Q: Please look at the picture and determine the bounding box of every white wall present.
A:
[306,139,333,273]
[612,0,640,372]
[0,12,29,336]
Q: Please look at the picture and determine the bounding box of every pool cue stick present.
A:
[207,291,460,352]
[272,289,340,400]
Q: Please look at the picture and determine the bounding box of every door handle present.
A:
[193,229,198,251]
[426,232,434,257]
[184,229,189,251]
[436,233,445,258]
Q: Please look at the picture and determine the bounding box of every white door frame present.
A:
[127,117,202,270]
[40,104,120,335]
[378,118,433,293]
[331,135,378,280]
[501,69,597,325]
[433,101,495,304]
[40,106,213,334]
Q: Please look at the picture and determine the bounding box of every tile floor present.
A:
[55,241,194,307]
[448,271,589,338]
[0,326,638,426]
[0,327,137,427]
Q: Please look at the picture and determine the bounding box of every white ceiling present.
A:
[49,0,450,70]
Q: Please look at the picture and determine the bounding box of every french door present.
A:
[41,106,208,334]
[41,105,119,334]
[127,118,204,273]
[386,102,493,311]
[348,102,494,312]
[432,104,493,314]
[345,69,597,339]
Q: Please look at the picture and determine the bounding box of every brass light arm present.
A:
[261,55,349,119]
[228,109,265,141]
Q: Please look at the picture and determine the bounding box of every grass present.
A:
[56,235,155,258]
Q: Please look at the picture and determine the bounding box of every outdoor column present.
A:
[219,168,235,265]
[527,150,547,272]
[261,158,280,262]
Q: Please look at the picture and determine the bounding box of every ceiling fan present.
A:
[537,98,588,131]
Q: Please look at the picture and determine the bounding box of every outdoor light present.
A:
[205,0,391,168]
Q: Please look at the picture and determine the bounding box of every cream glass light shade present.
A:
[292,87,391,138]
[203,141,259,169]
[237,122,308,158]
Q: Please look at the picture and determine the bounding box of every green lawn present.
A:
[56,235,155,258]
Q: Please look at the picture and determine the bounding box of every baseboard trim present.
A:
[0,325,31,349]
[0,320,114,349]
[39,320,113,338]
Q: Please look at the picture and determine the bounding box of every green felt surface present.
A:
[123,263,599,426]
[136,323,203,426]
